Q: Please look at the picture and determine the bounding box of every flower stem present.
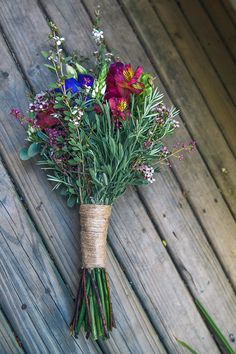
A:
[105,269,115,329]
[101,269,110,330]
[90,289,97,340]
[96,269,106,322]
[91,269,109,338]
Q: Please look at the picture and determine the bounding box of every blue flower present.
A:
[64,74,94,94]
[64,78,80,94]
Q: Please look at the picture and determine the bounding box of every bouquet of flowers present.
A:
[11,16,196,341]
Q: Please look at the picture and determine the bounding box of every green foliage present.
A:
[176,300,236,354]
[195,299,236,354]
[32,86,177,206]
[175,338,198,354]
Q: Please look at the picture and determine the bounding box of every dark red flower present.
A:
[93,104,102,115]
[105,62,144,100]
[36,107,60,129]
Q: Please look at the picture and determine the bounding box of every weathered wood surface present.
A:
[0,159,99,354]
[201,0,236,61]
[0,0,236,353]
[177,0,236,105]
[223,0,236,26]
[147,0,236,158]
[0,311,24,354]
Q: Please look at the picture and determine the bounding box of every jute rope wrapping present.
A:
[80,204,112,268]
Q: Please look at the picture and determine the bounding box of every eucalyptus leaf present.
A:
[28,142,41,158]
[19,147,30,161]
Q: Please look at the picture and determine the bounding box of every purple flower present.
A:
[77,74,94,90]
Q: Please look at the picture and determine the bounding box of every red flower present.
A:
[105,62,144,100]
[93,104,102,115]
[36,107,60,129]
[108,97,129,124]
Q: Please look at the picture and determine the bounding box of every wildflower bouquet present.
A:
[11,17,196,341]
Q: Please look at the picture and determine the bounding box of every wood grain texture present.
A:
[0,33,165,354]
[148,0,236,158]
[177,0,236,105]
[0,0,221,353]
[0,2,166,353]
[0,160,100,354]
[0,311,25,354]
[222,0,236,26]
[200,0,236,61]
[115,0,236,282]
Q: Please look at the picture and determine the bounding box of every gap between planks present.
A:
[0,309,25,354]
[175,0,236,107]
[200,0,236,62]
[148,0,236,160]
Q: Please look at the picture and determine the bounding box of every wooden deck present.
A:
[0,0,236,353]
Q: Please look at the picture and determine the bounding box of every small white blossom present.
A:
[92,28,104,44]
[135,164,156,184]
[172,119,180,128]
[53,35,65,46]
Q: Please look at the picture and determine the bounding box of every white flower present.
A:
[92,28,104,44]
[53,36,65,46]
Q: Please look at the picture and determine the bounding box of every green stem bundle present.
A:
[70,268,115,340]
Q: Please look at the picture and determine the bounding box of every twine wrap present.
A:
[80,204,112,268]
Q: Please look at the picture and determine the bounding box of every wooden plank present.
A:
[222,0,236,26]
[0,35,165,354]
[177,0,236,104]
[0,1,220,353]
[149,0,236,157]
[0,160,100,354]
[109,190,221,354]
[201,0,236,61]
[0,310,25,354]
[137,171,236,347]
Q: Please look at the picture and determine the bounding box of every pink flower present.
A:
[105,62,144,100]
